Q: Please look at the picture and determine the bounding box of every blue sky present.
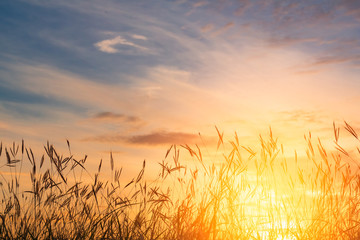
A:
[1,0,360,169]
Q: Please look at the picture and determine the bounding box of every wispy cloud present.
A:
[127,131,199,145]
[267,36,318,48]
[201,23,214,33]
[276,110,326,125]
[94,35,148,54]
[0,63,129,109]
[211,22,234,37]
[131,34,147,41]
[293,69,319,75]
[193,1,208,8]
[92,112,142,124]
[312,55,360,66]
[83,130,200,146]
[234,0,252,16]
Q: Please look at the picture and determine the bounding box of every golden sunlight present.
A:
[1,1,360,239]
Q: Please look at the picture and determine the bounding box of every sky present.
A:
[1,0,360,174]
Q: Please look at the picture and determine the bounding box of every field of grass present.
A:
[1,122,360,239]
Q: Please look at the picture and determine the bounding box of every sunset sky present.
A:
[1,0,360,172]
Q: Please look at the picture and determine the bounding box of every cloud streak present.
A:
[127,131,199,145]
[94,35,148,54]
[84,130,200,146]
[276,110,326,125]
[201,23,214,33]
[92,112,142,124]
[312,55,360,66]
[193,1,208,8]
[213,22,234,36]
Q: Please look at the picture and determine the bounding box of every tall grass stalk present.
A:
[1,122,360,239]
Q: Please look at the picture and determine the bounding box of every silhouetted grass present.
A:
[1,122,360,239]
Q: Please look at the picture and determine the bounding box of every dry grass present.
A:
[1,122,360,239]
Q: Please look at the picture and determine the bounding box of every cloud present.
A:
[3,1,360,141]
[94,36,148,54]
[293,69,319,75]
[83,130,200,146]
[193,1,208,8]
[201,23,214,33]
[312,55,360,66]
[234,0,252,16]
[0,63,149,115]
[92,111,142,124]
[338,1,360,21]
[276,110,325,125]
[127,131,199,145]
[212,22,234,36]
[186,1,209,16]
[267,36,318,48]
[131,34,147,41]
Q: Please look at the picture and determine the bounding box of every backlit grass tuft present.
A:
[1,122,360,239]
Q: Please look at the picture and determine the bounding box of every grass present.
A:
[1,122,360,239]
